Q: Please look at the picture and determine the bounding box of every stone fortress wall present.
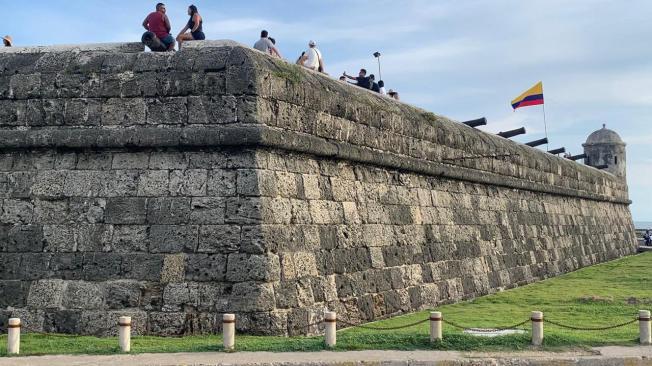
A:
[0,41,638,336]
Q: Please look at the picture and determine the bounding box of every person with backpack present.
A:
[299,40,325,73]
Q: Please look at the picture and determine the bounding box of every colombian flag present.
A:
[511,82,544,110]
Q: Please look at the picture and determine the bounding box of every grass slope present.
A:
[1,252,650,356]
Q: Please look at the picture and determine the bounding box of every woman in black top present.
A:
[176,5,205,49]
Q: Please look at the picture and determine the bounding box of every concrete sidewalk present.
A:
[1,346,651,366]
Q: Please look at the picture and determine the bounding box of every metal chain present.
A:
[544,317,638,331]
[337,317,430,331]
[442,318,530,332]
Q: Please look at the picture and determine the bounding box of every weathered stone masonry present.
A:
[0,41,637,336]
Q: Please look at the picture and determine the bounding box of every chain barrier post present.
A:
[531,311,543,346]
[324,311,337,348]
[640,310,651,345]
[118,316,131,352]
[7,318,20,355]
[430,312,442,342]
[223,314,236,351]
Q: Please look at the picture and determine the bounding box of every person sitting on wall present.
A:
[387,89,400,100]
[299,40,325,73]
[2,35,12,47]
[378,80,387,95]
[369,74,380,92]
[645,230,652,246]
[343,69,370,89]
[142,3,175,52]
[176,4,205,49]
[253,30,282,58]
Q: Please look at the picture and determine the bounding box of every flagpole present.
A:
[542,101,549,151]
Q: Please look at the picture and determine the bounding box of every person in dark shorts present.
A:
[645,230,652,246]
[176,4,205,49]
[143,3,175,51]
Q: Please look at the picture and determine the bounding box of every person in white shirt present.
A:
[299,40,325,73]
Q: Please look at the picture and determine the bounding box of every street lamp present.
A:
[373,51,382,81]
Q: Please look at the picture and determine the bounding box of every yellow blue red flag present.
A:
[511,82,544,110]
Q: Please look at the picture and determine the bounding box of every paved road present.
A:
[1,346,651,366]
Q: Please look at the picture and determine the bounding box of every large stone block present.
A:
[198,225,241,253]
[63,281,105,309]
[105,197,147,224]
[148,225,198,253]
[226,253,281,282]
[147,197,191,224]
[27,279,67,309]
[184,254,227,282]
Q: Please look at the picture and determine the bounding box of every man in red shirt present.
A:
[142,3,175,51]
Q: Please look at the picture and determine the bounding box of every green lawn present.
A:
[1,252,650,356]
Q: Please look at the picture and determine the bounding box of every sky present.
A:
[1,0,650,220]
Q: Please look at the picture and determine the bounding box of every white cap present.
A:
[309,40,316,47]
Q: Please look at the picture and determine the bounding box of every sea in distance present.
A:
[634,221,652,230]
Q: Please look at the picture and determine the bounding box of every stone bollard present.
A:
[223,314,236,351]
[531,311,544,346]
[639,310,651,345]
[429,312,442,342]
[324,311,337,348]
[118,316,132,352]
[7,318,21,355]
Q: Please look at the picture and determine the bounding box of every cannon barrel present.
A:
[548,147,566,155]
[525,138,548,147]
[568,153,587,161]
[462,117,487,128]
[497,127,526,138]
[595,164,609,170]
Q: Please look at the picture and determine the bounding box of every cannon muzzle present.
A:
[548,147,566,155]
[525,138,548,147]
[462,118,487,128]
[568,153,587,161]
[497,127,526,139]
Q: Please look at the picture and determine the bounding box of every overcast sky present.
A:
[2,0,650,220]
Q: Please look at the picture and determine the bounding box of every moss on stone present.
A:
[422,112,439,123]
[272,63,303,85]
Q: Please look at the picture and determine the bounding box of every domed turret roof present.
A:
[585,124,625,145]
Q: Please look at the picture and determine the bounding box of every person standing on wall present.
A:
[143,3,176,51]
[176,4,205,49]
[2,35,12,47]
